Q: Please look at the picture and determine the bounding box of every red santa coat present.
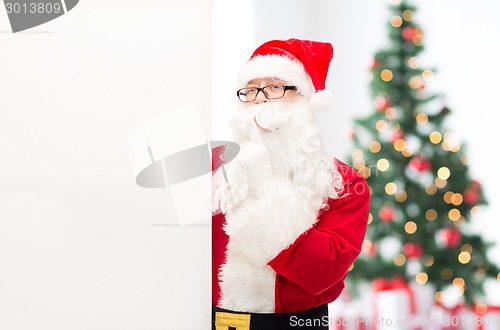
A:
[212,159,369,313]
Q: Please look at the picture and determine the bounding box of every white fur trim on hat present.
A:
[310,89,335,111]
[236,55,315,98]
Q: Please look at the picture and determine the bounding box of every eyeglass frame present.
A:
[236,85,297,102]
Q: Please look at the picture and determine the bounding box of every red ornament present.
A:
[440,107,451,115]
[369,58,380,70]
[375,96,392,112]
[362,239,377,257]
[437,228,462,248]
[379,206,395,222]
[463,189,480,205]
[391,131,406,143]
[403,242,423,259]
[402,27,416,41]
[409,157,432,172]
[470,180,481,190]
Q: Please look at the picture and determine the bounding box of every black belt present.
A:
[212,304,329,330]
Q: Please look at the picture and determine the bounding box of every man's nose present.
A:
[254,90,268,104]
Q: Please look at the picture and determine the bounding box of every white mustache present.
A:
[253,103,291,132]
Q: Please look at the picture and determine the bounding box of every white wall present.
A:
[211,0,256,140]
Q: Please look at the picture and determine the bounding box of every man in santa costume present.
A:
[212,38,370,329]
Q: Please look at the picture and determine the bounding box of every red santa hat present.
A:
[236,38,335,111]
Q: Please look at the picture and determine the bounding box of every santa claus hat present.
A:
[236,38,335,111]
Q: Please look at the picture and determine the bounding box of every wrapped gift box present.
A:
[371,277,435,330]
[332,279,434,330]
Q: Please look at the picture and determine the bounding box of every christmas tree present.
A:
[348,0,499,305]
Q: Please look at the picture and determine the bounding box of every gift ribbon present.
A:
[333,317,346,330]
[372,277,417,330]
[434,303,464,330]
[475,304,485,330]
[473,304,500,330]
[332,316,367,330]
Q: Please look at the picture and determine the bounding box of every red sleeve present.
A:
[267,160,370,296]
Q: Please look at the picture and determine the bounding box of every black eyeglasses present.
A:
[236,85,297,102]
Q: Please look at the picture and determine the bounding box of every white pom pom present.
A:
[309,90,335,111]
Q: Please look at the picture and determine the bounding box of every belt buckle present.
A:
[215,311,251,330]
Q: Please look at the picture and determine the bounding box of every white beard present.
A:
[229,97,342,209]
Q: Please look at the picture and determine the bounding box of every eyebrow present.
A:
[247,78,286,86]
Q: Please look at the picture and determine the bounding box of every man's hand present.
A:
[212,142,273,214]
